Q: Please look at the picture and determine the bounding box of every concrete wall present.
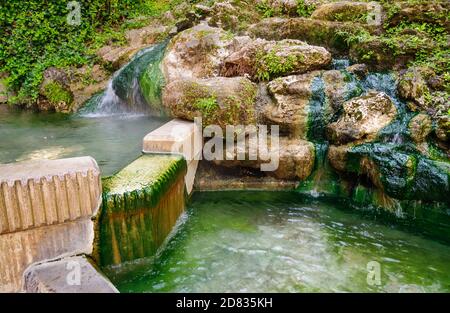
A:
[0,157,102,292]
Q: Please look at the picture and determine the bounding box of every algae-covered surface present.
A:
[102,154,186,201]
[108,191,450,293]
[98,154,187,267]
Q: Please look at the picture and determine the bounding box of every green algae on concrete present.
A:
[97,154,187,267]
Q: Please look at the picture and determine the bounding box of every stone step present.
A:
[143,118,202,195]
[24,255,118,293]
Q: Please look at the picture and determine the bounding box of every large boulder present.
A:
[387,1,450,30]
[38,67,74,113]
[208,0,261,33]
[162,24,237,82]
[263,70,362,138]
[311,1,373,23]
[162,77,257,130]
[248,17,367,53]
[220,38,332,81]
[328,142,450,203]
[327,91,397,145]
[213,137,315,180]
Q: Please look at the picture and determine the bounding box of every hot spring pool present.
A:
[0,107,168,176]
[106,191,450,293]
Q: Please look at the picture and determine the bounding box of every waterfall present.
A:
[79,42,168,117]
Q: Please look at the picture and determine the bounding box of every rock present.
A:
[213,137,315,181]
[24,256,118,293]
[263,70,359,138]
[220,38,332,81]
[263,72,318,137]
[398,67,430,107]
[327,144,349,173]
[126,24,171,46]
[263,0,299,16]
[162,77,257,130]
[346,64,368,79]
[311,1,372,23]
[194,4,213,16]
[409,113,432,143]
[38,67,74,113]
[329,142,450,203]
[162,24,236,82]
[208,0,261,33]
[327,91,397,145]
[436,115,450,142]
[388,1,450,30]
[248,17,368,53]
[194,160,299,191]
[96,45,138,70]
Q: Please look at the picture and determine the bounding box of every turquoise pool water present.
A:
[107,191,450,293]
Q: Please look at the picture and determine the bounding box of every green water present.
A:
[108,191,450,293]
[0,107,167,176]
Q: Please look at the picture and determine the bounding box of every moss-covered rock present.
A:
[162,76,257,130]
[248,17,369,53]
[38,67,74,113]
[311,1,371,23]
[162,24,236,82]
[221,38,332,81]
[208,0,262,33]
[409,113,432,143]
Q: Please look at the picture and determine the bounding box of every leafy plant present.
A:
[255,48,300,81]
[296,0,316,18]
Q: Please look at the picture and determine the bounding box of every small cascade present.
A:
[79,42,168,117]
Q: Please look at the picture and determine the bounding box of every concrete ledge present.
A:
[0,218,95,292]
[98,154,187,266]
[143,119,202,194]
[24,255,118,293]
[0,157,101,234]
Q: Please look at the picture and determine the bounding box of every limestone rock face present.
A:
[388,1,450,29]
[263,70,356,138]
[398,67,430,107]
[208,0,261,32]
[311,1,371,23]
[213,137,315,181]
[409,113,432,143]
[248,17,366,53]
[220,38,332,81]
[162,24,236,82]
[327,91,397,145]
[263,72,318,137]
[162,77,257,130]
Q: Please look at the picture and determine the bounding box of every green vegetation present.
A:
[255,48,301,81]
[193,96,219,115]
[296,0,316,18]
[0,0,189,106]
[42,82,73,106]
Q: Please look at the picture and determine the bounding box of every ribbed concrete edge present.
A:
[23,255,118,293]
